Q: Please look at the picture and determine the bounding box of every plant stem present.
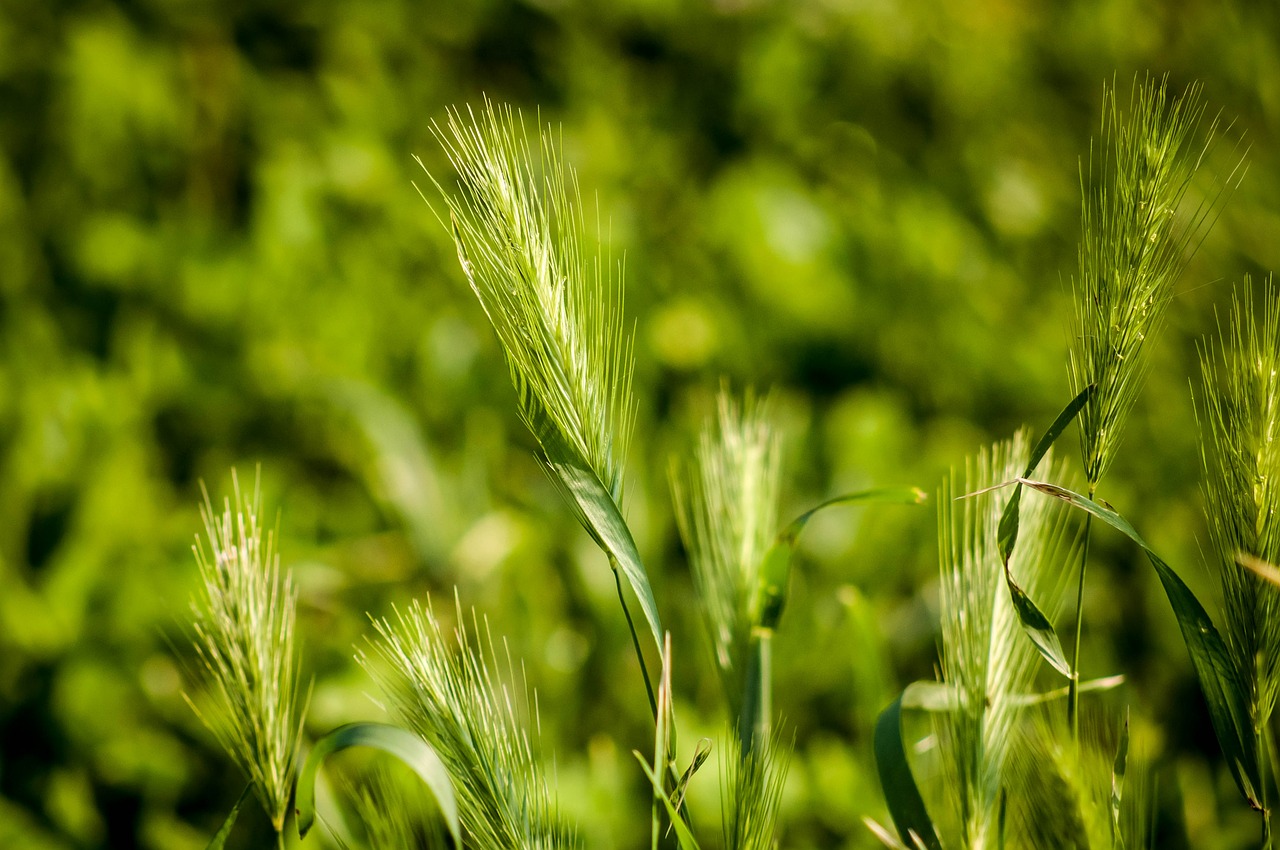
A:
[737,628,775,755]
[611,557,658,720]
[1068,504,1095,742]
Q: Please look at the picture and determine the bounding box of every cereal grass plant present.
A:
[1198,276,1280,843]
[362,600,578,850]
[187,471,308,846]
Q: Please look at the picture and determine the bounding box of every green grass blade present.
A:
[1018,477,1262,807]
[752,487,926,630]
[548,454,663,655]
[990,385,1095,680]
[1004,559,1073,678]
[998,383,1097,563]
[204,784,251,850]
[874,686,942,850]
[295,722,460,846]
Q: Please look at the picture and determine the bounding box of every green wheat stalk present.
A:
[1197,276,1280,842]
[361,598,578,850]
[670,389,782,731]
[187,470,308,838]
[1065,75,1239,738]
[937,434,1079,848]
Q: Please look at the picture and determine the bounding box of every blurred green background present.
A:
[4,0,1280,847]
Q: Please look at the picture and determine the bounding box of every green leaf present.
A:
[993,384,1094,679]
[204,784,251,850]
[874,685,942,850]
[1018,477,1262,808]
[997,383,1097,564]
[752,487,927,630]
[1004,559,1073,678]
[547,455,664,656]
[295,723,461,846]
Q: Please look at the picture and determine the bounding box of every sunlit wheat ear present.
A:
[361,598,578,850]
[420,100,635,501]
[1198,277,1280,731]
[721,730,791,850]
[187,470,308,833]
[670,389,782,710]
[937,433,1080,848]
[1069,76,1243,487]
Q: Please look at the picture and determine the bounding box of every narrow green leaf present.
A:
[672,738,712,814]
[992,384,1095,680]
[295,722,461,846]
[1112,708,1130,848]
[548,455,664,655]
[204,784,251,850]
[997,383,1097,564]
[874,686,942,850]
[753,487,927,630]
[1004,559,1073,678]
[1018,477,1262,808]
[635,754,703,850]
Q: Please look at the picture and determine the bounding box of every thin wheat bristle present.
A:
[188,469,307,833]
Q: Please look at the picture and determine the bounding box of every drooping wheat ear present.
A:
[937,434,1080,849]
[721,730,791,850]
[361,598,578,850]
[1069,76,1239,488]
[1198,277,1280,762]
[421,100,636,501]
[188,470,308,833]
[669,388,782,713]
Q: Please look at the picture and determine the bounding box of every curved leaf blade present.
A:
[548,455,663,655]
[994,384,1095,679]
[295,722,461,846]
[874,686,942,850]
[1004,561,1072,678]
[753,487,927,630]
[1018,477,1261,808]
[997,383,1096,563]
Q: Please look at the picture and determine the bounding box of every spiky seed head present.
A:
[1069,76,1234,486]
[421,100,636,502]
[361,598,578,850]
[187,470,308,832]
[1197,276,1280,724]
[937,433,1080,848]
[721,730,791,850]
[670,388,782,711]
